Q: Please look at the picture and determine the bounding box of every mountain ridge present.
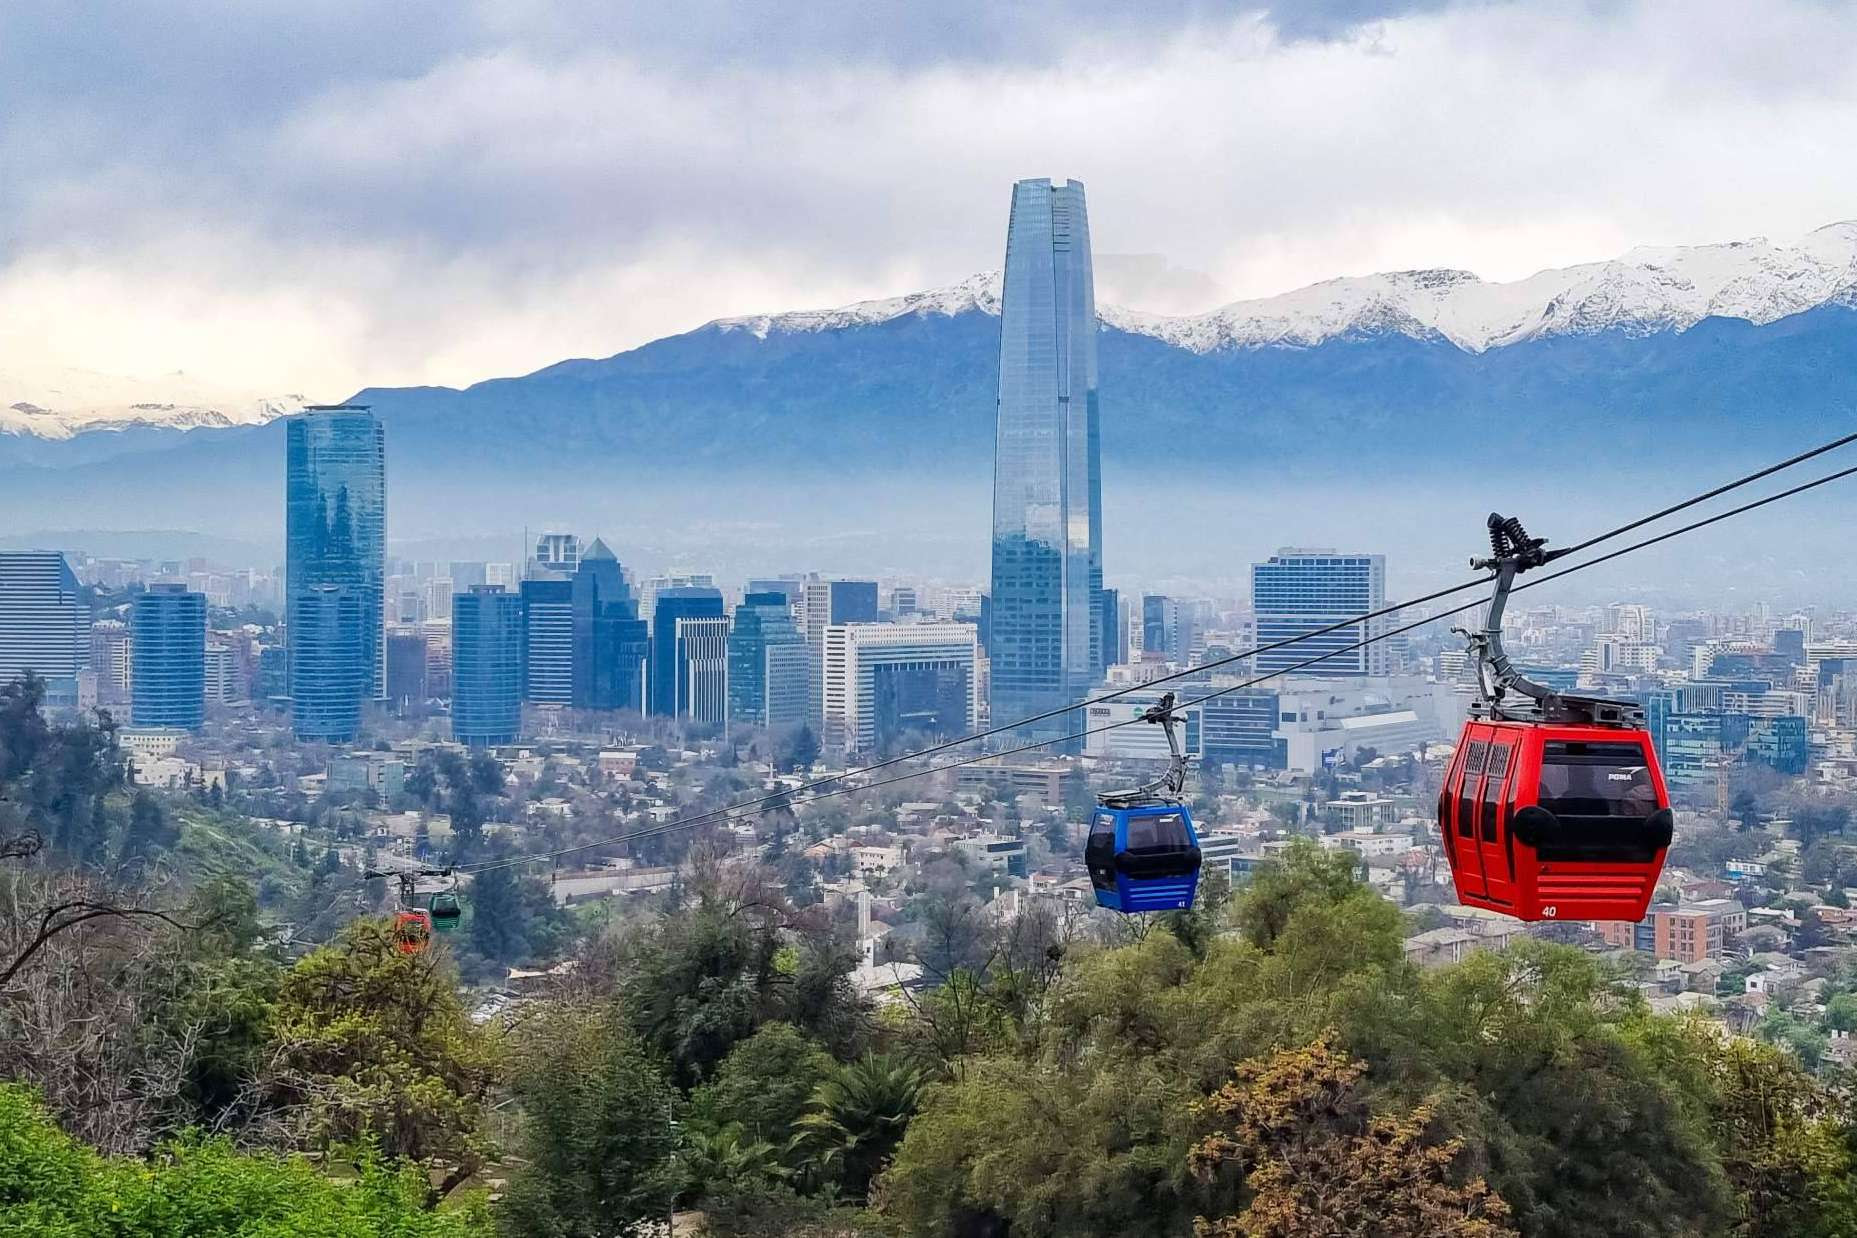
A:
[705,219,1857,358]
[8,219,1857,441]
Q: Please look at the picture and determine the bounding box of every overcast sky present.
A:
[5,0,1857,399]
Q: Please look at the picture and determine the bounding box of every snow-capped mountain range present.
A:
[718,220,1857,354]
[8,220,1857,442]
[0,365,302,440]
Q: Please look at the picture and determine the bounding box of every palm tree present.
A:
[680,1121,787,1204]
[789,1053,928,1201]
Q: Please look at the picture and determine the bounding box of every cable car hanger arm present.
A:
[1463,512,1642,727]
[1099,692,1190,808]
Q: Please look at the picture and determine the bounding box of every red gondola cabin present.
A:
[393,909,434,954]
[1439,720,1673,922]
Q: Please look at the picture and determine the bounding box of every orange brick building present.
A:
[1593,899,1746,962]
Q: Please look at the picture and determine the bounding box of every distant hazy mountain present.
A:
[0,364,301,439]
[5,223,1857,593]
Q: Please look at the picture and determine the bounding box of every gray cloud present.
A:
[2,0,1855,398]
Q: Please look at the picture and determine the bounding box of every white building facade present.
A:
[822,621,978,755]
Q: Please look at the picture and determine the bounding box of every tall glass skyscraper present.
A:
[988,178,1102,732]
[131,583,206,729]
[290,584,366,741]
[287,405,385,735]
[453,585,524,746]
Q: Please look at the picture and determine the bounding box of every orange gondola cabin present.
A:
[1440,514,1674,922]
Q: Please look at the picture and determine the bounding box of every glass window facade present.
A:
[290,584,366,741]
[1098,586,1123,666]
[1251,552,1393,678]
[675,615,730,724]
[286,407,385,729]
[520,578,574,705]
[572,540,647,713]
[989,178,1102,732]
[453,585,524,746]
[1201,690,1283,768]
[131,584,205,729]
[650,588,724,717]
[729,592,808,728]
[0,551,89,698]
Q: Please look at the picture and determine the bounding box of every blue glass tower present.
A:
[520,578,574,705]
[290,584,366,741]
[729,591,809,728]
[988,178,1102,732]
[1098,586,1123,667]
[131,583,205,729]
[649,587,724,716]
[287,406,385,736]
[572,539,648,713]
[453,585,524,746]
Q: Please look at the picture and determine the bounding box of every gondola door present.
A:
[1449,734,1489,900]
[1476,737,1518,908]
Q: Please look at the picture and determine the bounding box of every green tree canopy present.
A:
[692,1021,836,1149]
[261,918,499,1200]
[0,1082,490,1237]
[498,1002,678,1238]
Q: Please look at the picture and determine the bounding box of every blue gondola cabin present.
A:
[1085,804,1203,912]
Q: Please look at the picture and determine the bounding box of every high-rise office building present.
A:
[1141,595,1180,662]
[650,587,725,717]
[822,622,978,755]
[286,406,385,715]
[746,578,804,607]
[639,573,717,622]
[385,627,430,708]
[988,177,1102,731]
[799,579,878,727]
[453,585,525,746]
[530,532,581,578]
[675,615,730,724]
[421,619,453,698]
[290,584,366,741]
[205,636,248,706]
[91,620,133,705]
[1251,550,1392,678]
[728,591,809,728]
[1098,587,1124,666]
[0,551,90,704]
[572,539,648,713]
[520,578,574,705]
[131,583,205,729]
